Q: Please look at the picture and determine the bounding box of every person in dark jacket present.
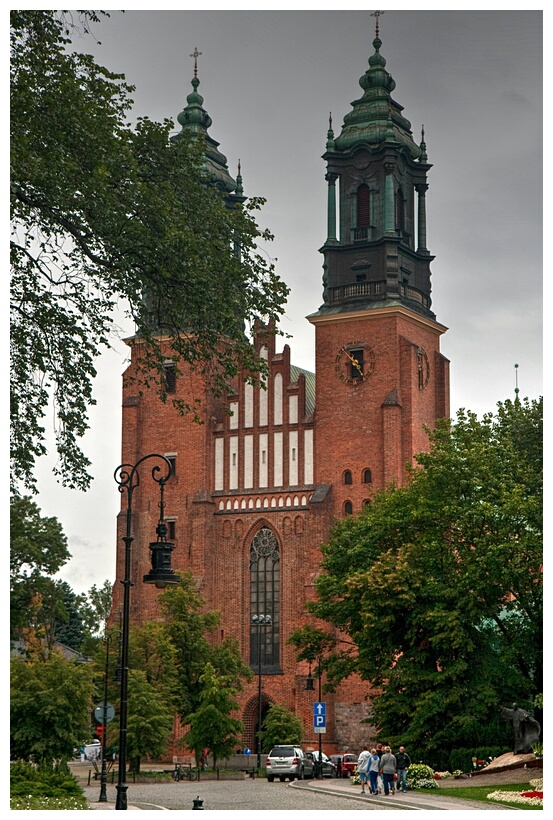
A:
[395,746,411,793]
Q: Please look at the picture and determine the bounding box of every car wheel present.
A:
[267,776,274,782]
[346,770,351,778]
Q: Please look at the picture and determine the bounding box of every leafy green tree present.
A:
[10,10,289,493]
[121,670,174,773]
[159,573,252,721]
[309,398,542,763]
[10,495,70,643]
[259,703,303,752]
[183,664,243,768]
[128,622,180,709]
[10,651,95,762]
[79,580,114,638]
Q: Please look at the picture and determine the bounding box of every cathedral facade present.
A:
[112,28,450,754]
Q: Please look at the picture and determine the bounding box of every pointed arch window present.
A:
[357,184,371,227]
[250,528,281,673]
[363,468,372,484]
[344,501,353,515]
[343,470,353,485]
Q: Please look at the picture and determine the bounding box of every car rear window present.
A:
[270,747,295,756]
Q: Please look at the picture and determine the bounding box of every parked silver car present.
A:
[266,745,315,782]
[307,750,337,778]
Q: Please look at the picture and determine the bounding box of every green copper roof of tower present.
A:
[172,74,239,195]
[334,36,421,159]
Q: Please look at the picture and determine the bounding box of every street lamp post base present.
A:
[115,784,128,810]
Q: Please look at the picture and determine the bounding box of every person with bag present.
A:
[379,745,397,795]
[356,745,371,794]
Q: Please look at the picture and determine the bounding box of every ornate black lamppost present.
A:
[305,658,323,779]
[98,633,111,802]
[250,614,271,773]
[114,454,178,810]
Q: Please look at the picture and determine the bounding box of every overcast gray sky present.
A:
[29,7,542,595]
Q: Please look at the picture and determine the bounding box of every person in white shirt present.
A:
[356,746,371,794]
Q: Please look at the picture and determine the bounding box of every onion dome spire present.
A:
[333,22,421,159]
[172,47,239,195]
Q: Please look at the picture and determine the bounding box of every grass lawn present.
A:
[419,783,542,809]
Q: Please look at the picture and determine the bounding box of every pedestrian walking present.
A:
[375,742,384,793]
[368,748,380,795]
[379,745,397,796]
[395,745,411,793]
[356,746,371,794]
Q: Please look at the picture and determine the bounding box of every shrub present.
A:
[10,759,84,799]
[406,763,436,789]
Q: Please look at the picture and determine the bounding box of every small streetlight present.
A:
[250,614,272,773]
[114,454,179,810]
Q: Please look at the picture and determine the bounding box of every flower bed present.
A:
[487,778,543,807]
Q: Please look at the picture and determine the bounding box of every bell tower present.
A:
[309,19,450,508]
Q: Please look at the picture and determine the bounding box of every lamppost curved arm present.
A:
[114,453,176,811]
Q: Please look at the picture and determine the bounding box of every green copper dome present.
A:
[334,36,421,159]
[173,75,238,195]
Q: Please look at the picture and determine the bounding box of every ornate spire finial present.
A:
[329,112,333,130]
[190,46,202,78]
[370,10,385,38]
[514,363,520,402]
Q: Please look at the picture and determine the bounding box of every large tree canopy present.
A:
[306,398,542,763]
[10,10,289,492]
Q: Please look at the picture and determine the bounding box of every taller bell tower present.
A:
[309,22,450,508]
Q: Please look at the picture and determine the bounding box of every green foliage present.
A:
[123,670,174,773]
[183,663,244,768]
[10,652,95,762]
[10,495,70,641]
[259,703,303,752]
[10,759,83,798]
[448,747,509,775]
[407,763,437,789]
[309,399,542,763]
[10,10,288,493]
[159,573,251,722]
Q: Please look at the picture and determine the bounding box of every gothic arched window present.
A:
[343,470,352,485]
[344,501,353,515]
[363,468,372,484]
[357,184,370,227]
[250,528,281,673]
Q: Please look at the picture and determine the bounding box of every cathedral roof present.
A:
[333,34,421,160]
[290,365,316,415]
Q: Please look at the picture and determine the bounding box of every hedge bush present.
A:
[449,746,509,774]
[10,759,86,802]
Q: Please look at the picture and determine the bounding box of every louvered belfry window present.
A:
[357,184,370,227]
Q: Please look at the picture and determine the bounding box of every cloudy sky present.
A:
[28,6,542,595]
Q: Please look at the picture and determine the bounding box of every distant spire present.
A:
[326,111,335,150]
[370,10,385,38]
[236,159,243,196]
[190,46,202,78]
[514,363,520,403]
[419,124,428,162]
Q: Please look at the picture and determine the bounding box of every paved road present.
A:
[83,776,512,811]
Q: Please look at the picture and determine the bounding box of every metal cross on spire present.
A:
[190,46,202,78]
[370,10,385,38]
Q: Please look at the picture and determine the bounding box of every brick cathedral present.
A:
[112,26,450,754]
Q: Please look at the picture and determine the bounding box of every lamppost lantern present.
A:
[114,453,178,810]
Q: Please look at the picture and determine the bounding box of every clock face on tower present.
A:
[335,342,375,385]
